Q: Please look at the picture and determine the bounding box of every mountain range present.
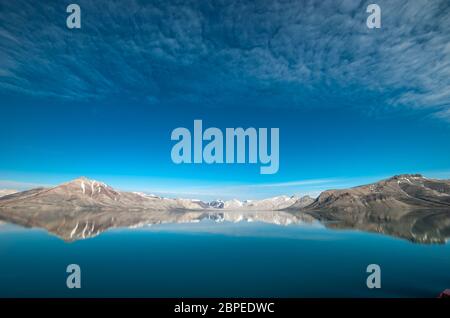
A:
[1,174,448,213]
[0,177,313,212]
[0,174,449,243]
[303,174,450,213]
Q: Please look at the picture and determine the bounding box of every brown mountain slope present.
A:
[0,177,206,212]
[303,174,450,214]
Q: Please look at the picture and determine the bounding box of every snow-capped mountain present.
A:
[208,195,307,211]
[0,177,207,211]
[286,195,315,210]
[0,177,310,212]
[208,200,225,209]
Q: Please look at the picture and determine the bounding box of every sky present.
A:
[1,0,450,200]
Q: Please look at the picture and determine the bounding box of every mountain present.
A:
[209,196,304,211]
[242,196,300,210]
[2,174,449,215]
[208,200,225,209]
[0,177,309,217]
[286,195,315,209]
[0,177,207,212]
[303,174,450,214]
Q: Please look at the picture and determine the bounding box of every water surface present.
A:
[1,220,449,298]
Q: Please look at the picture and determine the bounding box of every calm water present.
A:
[0,220,449,298]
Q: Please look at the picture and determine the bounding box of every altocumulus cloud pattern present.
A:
[0,0,449,119]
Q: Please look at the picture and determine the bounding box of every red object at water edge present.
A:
[438,289,450,298]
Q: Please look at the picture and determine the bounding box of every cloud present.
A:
[0,0,449,119]
[137,177,354,200]
[249,179,339,188]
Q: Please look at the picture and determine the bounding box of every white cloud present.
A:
[0,0,449,119]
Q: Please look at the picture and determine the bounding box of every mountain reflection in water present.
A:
[0,208,449,244]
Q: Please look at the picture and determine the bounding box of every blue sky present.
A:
[1,0,450,199]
